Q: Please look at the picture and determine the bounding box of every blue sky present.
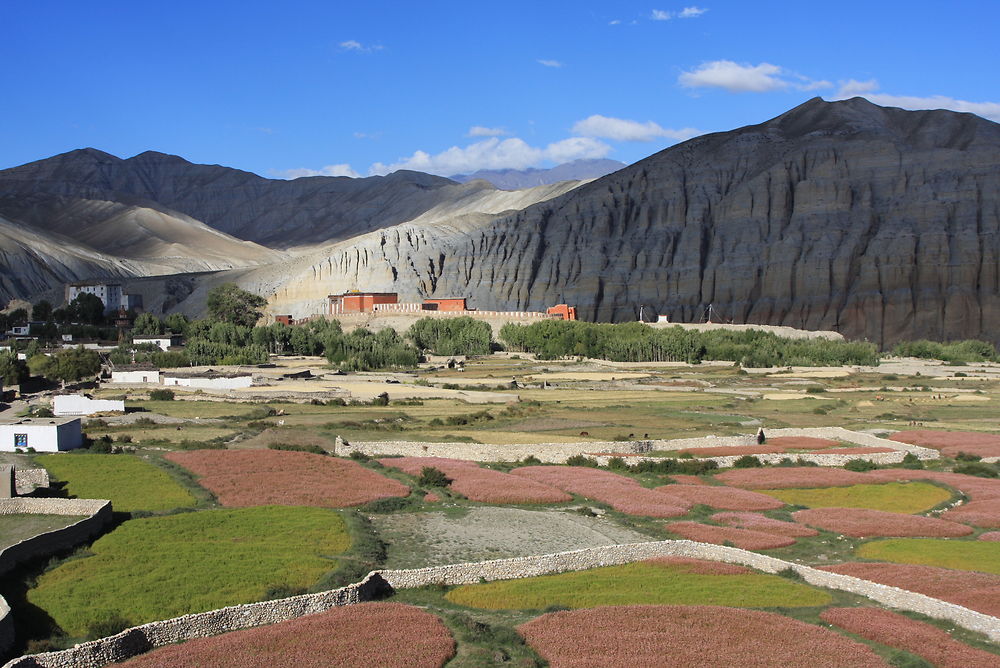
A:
[2,1,997,179]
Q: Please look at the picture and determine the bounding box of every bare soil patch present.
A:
[372,507,650,569]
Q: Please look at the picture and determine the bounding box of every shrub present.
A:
[372,392,390,406]
[363,496,418,513]
[733,456,763,469]
[349,451,371,462]
[520,455,542,466]
[86,613,133,640]
[900,452,925,469]
[953,462,999,478]
[268,443,327,456]
[844,459,878,472]
[955,451,983,462]
[418,466,452,487]
[607,457,630,471]
[149,389,175,401]
[566,455,599,468]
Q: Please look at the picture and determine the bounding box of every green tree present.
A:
[163,313,190,336]
[206,283,267,328]
[8,308,28,326]
[31,347,102,384]
[69,293,106,325]
[0,350,28,385]
[132,312,163,336]
[32,300,53,322]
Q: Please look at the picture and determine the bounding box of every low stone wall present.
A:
[0,499,113,576]
[8,538,999,668]
[336,427,938,466]
[2,574,387,668]
[0,499,113,659]
[13,470,49,496]
[377,540,1000,643]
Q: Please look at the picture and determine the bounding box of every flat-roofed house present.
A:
[0,417,83,452]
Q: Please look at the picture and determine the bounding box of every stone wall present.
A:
[0,499,113,576]
[6,538,1000,668]
[13,470,49,496]
[1,574,387,668]
[0,499,112,659]
[336,427,938,466]
[377,540,1000,642]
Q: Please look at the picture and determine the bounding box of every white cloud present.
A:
[537,59,563,68]
[368,136,611,177]
[837,79,879,97]
[678,60,830,93]
[467,126,507,137]
[572,114,701,142]
[275,164,360,179]
[339,40,383,53]
[678,6,708,18]
[651,9,672,20]
[679,60,786,92]
[832,79,1000,122]
[609,19,622,25]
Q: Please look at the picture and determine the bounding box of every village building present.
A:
[53,395,125,416]
[65,281,142,315]
[132,333,182,351]
[546,304,578,320]
[423,298,468,311]
[161,370,255,390]
[110,363,161,384]
[0,417,83,452]
[328,292,399,314]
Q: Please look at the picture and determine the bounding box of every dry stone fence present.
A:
[5,539,999,668]
[335,427,938,466]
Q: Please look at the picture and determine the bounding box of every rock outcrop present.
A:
[259,97,1000,346]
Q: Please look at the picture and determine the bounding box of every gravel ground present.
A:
[372,506,652,569]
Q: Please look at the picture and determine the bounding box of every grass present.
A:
[36,454,198,512]
[444,560,831,610]
[0,515,81,550]
[756,482,952,514]
[27,506,351,637]
[857,538,1000,575]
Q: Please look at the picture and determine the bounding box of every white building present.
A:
[53,395,125,416]
[132,334,182,352]
[110,364,161,384]
[161,372,254,390]
[0,417,83,452]
[65,282,123,315]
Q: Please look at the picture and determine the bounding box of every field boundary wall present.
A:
[13,470,49,496]
[5,537,1000,667]
[336,427,938,466]
[0,499,112,658]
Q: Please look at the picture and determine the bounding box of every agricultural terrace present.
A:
[0,515,81,550]
[791,508,973,538]
[757,482,953,514]
[444,558,830,609]
[510,466,690,516]
[857,538,1000,575]
[821,607,1000,668]
[518,606,885,668]
[111,603,455,668]
[890,430,1000,458]
[820,563,1000,617]
[165,450,409,507]
[663,522,797,549]
[35,454,197,512]
[27,506,350,636]
[378,457,571,504]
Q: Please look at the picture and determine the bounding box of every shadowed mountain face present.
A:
[449,159,626,190]
[0,150,489,248]
[260,97,1000,346]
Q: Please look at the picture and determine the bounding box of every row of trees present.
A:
[498,320,881,367]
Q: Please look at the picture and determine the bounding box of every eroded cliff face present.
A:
[261,98,1000,346]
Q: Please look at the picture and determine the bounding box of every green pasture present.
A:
[758,482,953,514]
[444,560,830,610]
[27,506,350,637]
[857,539,1000,575]
[36,454,197,512]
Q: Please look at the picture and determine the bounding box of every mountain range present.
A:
[449,159,625,190]
[2,97,998,346]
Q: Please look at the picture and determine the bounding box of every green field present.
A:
[0,515,81,550]
[757,482,953,514]
[27,506,350,636]
[36,454,197,512]
[444,560,831,610]
[857,539,1000,575]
